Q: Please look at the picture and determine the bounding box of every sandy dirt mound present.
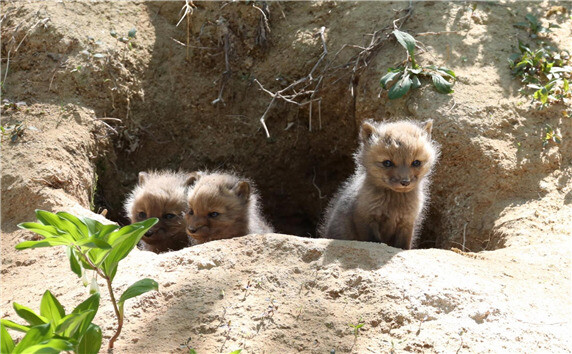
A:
[1,1,571,353]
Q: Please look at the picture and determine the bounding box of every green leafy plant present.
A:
[348,318,365,339]
[0,121,26,143]
[7,209,159,352]
[380,29,456,99]
[111,28,137,49]
[1,291,102,354]
[542,124,562,147]
[509,41,571,109]
[514,14,560,38]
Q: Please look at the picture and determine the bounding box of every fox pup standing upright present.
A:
[185,171,274,244]
[319,120,439,250]
[124,170,194,253]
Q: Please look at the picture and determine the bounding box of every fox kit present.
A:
[124,170,194,253]
[185,171,274,244]
[319,120,439,249]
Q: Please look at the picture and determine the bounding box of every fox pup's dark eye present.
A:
[382,160,394,167]
[163,213,176,219]
[208,212,220,218]
[411,160,422,167]
[188,209,194,216]
[137,212,147,219]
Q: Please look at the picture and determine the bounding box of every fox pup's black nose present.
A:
[145,229,154,237]
[400,180,411,186]
[188,227,197,233]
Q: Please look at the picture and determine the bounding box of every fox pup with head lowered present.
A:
[124,170,194,253]
[319,120,439,250]
[185,172,274,244]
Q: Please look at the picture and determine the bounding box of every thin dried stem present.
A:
[255,27,328,138]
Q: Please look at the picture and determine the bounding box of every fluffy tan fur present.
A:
[185,171,274,244]
[124,170,194,253]
[319,120,440,249]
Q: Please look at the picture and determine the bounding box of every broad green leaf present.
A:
[76,237,112,249]
[380,71,402,89]
[13,303,48,327]
[71,293,100,337]
[35,210,80,240]
[118,278,159,310]
[12,324,51,354]
[388,73,412,99]
[91,248,112,267]
[1,319,31,333]
[55,311,94,339]
[67,248,82,277]
[411,75,421,89]
[97,224,121,241]
[15,238,72,250]
[56,212,88,239]
[436,67,456,79]
[534,87,549,104]
[1,322,15,353]
[425,65,456,79]
[40,291,65,326]
[517,40,530,54]
[21,339,74,354]
[509,53,521,64]
[17,223,62,238]
[103,219,158,281]
[563,78,569,93]
[79,217,105,237]
[525,14,539,26]
[431,74,454,94]
[107,218,157,245]
[76,323,102,354]
[393,29,416,56]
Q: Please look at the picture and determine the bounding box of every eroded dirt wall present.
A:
[2,1,571,251]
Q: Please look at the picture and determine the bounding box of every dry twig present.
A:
[255,26,327,138]
[176,0,196,61]
[254,5,414,137]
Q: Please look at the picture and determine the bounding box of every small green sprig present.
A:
[509,41,571,109]
[513,14,560,39]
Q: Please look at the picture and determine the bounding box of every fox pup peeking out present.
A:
[320,120,440,250]
[185,172,274,244]
[124,170,194,253]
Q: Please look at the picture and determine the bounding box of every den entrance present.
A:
[91,2,503,253]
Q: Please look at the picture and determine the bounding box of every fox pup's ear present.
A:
[422,120,433,139]
[360,121,377,143]
[138,172,148,184]
[185,171,202,187]
[232,181,251,202]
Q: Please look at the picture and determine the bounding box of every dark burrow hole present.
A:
[93,133,446,251]
[89,2,460,253]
